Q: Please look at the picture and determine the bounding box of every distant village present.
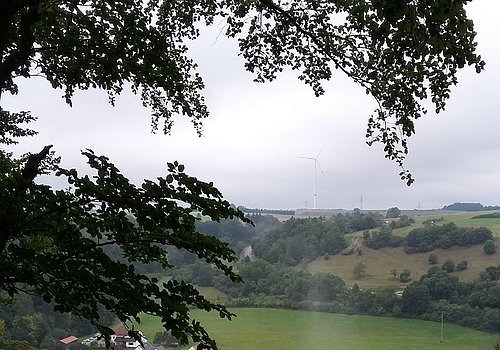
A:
[59,329,166,350]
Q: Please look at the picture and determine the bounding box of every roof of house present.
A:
[113,329,130,336]
[115,335,137,343]
[59,336,78,344]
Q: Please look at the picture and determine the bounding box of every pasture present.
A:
[305,238,500,288]
[136,308,499,350]
[310,210,500,288]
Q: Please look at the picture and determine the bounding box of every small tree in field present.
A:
[456,260,468,271]
[442,259,456,273]
[399,270,411,283]
[428,253,438,265]
[484,240,497,255]
[353,262,367,279]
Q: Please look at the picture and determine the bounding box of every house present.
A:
[110,329,148,349]
[59,336,78,350]
[114,334,141,348]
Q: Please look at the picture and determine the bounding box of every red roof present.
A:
[59,336,78,345]
[113,329,129,336]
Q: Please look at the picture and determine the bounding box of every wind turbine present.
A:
[299,149,324,210]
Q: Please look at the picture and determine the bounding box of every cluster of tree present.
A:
[0,294,114,350]
[364,226,404,249]
[252,217,349,265]
[405,223,493,253]
[401,267,500,332]
[214,259,400,316]
[389,215,415,229]
[364,222,493,253]
[338,211,383,232]
[438,258,468,273]
[386,207,401,218]
[442,203,500,211]
[479,265,500,282]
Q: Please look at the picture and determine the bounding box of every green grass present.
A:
[306,237,500,288]
[135,308,499,350]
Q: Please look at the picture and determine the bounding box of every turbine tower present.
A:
[299,149,324,210]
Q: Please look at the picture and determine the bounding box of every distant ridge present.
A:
[238,206,295,215]
[442,202,500,211]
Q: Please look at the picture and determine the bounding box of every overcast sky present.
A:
[3,2,500,211]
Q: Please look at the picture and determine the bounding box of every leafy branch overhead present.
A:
[1,0,484,183]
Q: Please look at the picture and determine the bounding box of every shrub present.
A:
[483,240,496,255]
[428,253,438,265]
[399,269,411,283]
[456,260,468,271]
[441,258,456,273]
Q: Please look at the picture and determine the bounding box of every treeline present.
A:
[237,206,295,215]
[401,266,500,331]
[442,202,500,211]
[405,223,492,252]
[214,259,400,316]
[363,222,493,253]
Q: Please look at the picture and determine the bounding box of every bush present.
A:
[399,269,411,283]
[441,258,455,273]
[483,240,496,255]
[428,253,438,265]
[456,260,468,271]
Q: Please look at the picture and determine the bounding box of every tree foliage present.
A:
[353,261,367,279]
[1,0,485,181]
[428,253,438,265]
[252,217,348,265]
[483,239,496,255]
[386,207,401,219]
[405,223,493,253]
[441,258,456,273]
[0,143,249,347]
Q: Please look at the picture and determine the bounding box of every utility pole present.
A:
[440,311,444,342]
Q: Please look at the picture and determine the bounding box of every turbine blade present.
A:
[316,146,325,159]
[316,160,325,175]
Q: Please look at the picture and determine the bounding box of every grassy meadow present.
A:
[305,237,500,288]
[136,308,499,350]
[308,211,500,288]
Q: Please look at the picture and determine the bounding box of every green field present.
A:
[136,308,499,350]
